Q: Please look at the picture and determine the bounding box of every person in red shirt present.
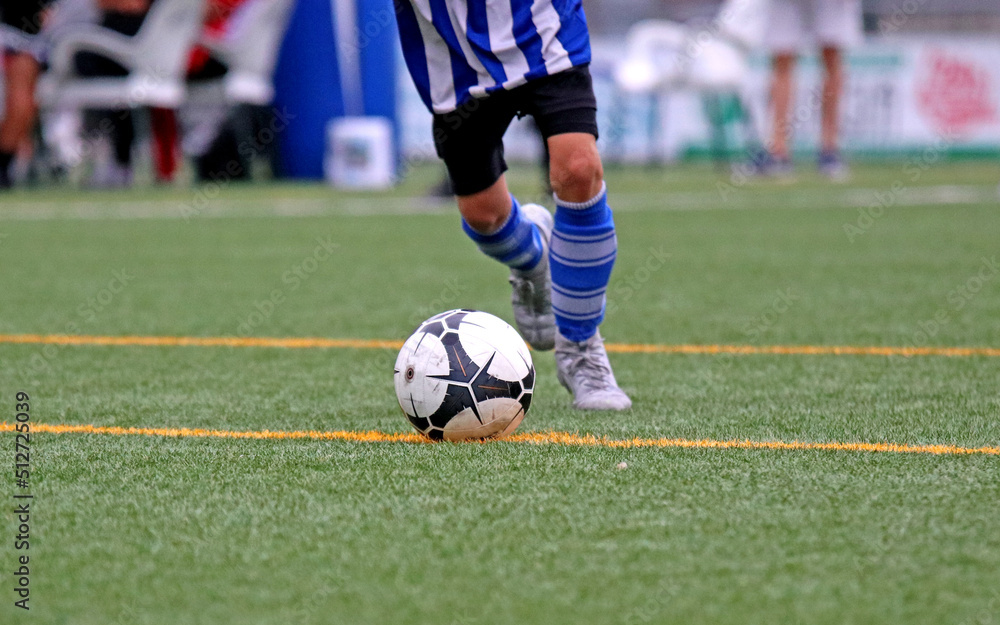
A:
[151,0,249,182]
[189,0,245,79]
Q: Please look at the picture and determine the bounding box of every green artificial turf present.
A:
[1,162,998,624]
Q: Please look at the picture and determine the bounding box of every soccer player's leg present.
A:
[433,99,556,351]
[762,0,804,178]
[546,132,631,411]
[814,0,861,179]
[527,67,631,410]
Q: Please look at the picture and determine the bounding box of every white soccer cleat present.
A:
[555,330,632,411]
[509,203,556,351]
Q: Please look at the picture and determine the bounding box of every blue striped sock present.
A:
[550,183,617,343]
[462,196,544,272]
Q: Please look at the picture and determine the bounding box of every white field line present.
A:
[0,184,995,221]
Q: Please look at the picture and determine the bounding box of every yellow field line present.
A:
[0,333,403,350]
[1,422,996,456]
[1,333,999,357]
[605,343,1000,357]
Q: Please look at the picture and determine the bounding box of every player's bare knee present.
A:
[551,150,602,200]
[457,177,513,233]
[459,201,508,233]
[463,213,505,233]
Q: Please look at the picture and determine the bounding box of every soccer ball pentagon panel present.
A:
[394,309,534,441]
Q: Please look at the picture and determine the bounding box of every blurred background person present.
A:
[182,0,246,183]
[73,0,152,187]
[761,0,861,180]
[0,0,53,187]
[1,0,97,187]
[5,0,997,192]
[147,0,252,184]
[183,0,282,185]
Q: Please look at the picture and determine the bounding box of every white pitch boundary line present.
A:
[0,184,995,222]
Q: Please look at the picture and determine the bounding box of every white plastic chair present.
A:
[611,0,770,164]
[716,0,770,53]
[0,0,100,58]
[0,24,36,55]
[37,0,208,109]
[187,0,296,106]
[689,0,769,91]
[614,0,768,95]
[613,20,687,95]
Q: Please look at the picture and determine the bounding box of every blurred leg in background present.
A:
[0,53,41,188]
[184,0,281,184]
[149,107,178,183]
[186,55,251,183]
[0,0,49,188]
[73,2,151,187]
[763,0,803,179]
[764,0,859,180]
[769,52,796,170]
[814,0,861,180]
[817,45,847,179]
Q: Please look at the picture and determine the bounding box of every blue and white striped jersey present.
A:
[394,0,592,113]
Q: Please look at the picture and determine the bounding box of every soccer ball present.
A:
[394,309,534,441]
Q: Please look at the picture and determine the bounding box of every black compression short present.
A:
[432,63,599,197]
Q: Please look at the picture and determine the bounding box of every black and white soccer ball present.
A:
[394,309,534,441]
